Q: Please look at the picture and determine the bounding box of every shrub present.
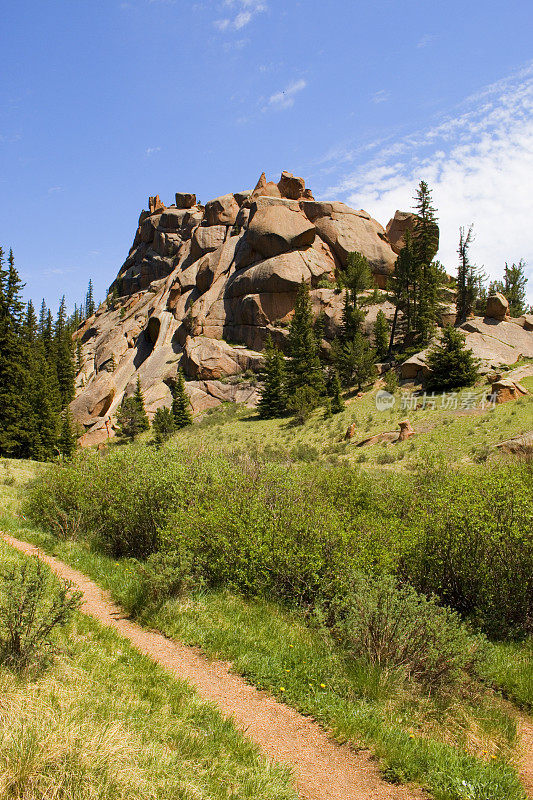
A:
[287,386,318,423]
[0,558,81,673]
[402,464,533,637]
[330,573,485,691]
[425,326,480,391]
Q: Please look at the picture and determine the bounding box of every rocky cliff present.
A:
[72,170,408,445]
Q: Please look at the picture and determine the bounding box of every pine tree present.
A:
[54,296,75,408]
[85,279,95,318]
[258,335,287,418]
[333,331,377,390]
[387,230,415,352]
[425,326,480,392]
[58,408,77,459]
[23,300,38,344]
[412,181,443,343]
[338,251,372,304]
[503,260,528,317]
[328,368,344,413]
[133,376,150,432]
[286,281,325,400]
[117,398,145,441]
[152,407,176,445]
[373,309,389,361]
[171,368,193,428]
[0,248,32,457]
[456,225,479,322]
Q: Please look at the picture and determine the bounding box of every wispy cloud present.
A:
[145,146,161,156]
[215,0,267,31]
[372,90,390,105]
[47,186,63,194]
[323,63,533,296]
[417,33,436,49]
[264,78,307,111]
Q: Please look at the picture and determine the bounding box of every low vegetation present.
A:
[0,542,297,800]
[2,441,528,800]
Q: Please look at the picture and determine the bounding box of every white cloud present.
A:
[417,33,436,49]
[215,0,266,31]
[264,78,307,111]
[145,146,161,156]
[372,90,390,105]
[325,64,533,300]
[47,186,63,194]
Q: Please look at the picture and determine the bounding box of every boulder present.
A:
[277,170,306,200]
[234,190,252,206]
[182,336,263,380]
[249,172,282,203]
[301,201,396,280]
[486,293,510,321]
[175,192,196,209]
[159,208,188,231]
[191,225,227,261]
[148,195,164,213]
[247,197,316,258]
[490,379,528,404]
[70,372,116,424]
[140,214,162,244]
[227,251,312,298]
[495,432,533,454]
[204,193,240,226]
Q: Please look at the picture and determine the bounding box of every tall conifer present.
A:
[286,281,325,399]
[171,368,193,428]
[258,335,287,418]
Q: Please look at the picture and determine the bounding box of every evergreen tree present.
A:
[328,368,344,413]
[286,281,325,400]
[23,300,38,343]
[54,296,75,408]
[373,309,389,361]
[38,299,48,337]
[133,376,150,432]
[425,326,480,392]
[26,333,61,460]
[117,397,146,441]
[412,181,443,343]
[338,251,372,304]
[0,248,31,457]
[456,225,479,322]
[258,335,287,418]
[58,408,77,459]
[387,230,415,352]
[286,386,318,424]
[503,260,528,316]
[152,407,176,445]
[171,368,193,428]
[332,331,377,390]
[85,279,95,318]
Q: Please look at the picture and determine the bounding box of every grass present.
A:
[0,540,297,800]
[1,411,532,800]
[157,379,533,468]
[8,526,529,800]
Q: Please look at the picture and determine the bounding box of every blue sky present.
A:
[1,0,532,310]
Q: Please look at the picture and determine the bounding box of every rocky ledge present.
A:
[72,170,415,446]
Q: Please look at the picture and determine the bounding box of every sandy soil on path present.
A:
[3,533,429,800]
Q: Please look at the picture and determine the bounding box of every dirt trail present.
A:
[3,534,426,800]
[518,718,533,798]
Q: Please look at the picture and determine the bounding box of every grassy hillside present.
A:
[0,540,297,800]
[166,375,533,468]
[2,440,532,800]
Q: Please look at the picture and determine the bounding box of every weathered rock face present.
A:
[400,315,533,381]
[486,293,510,321]
[70,170,404,442]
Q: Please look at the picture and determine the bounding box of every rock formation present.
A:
[72,171,404,445]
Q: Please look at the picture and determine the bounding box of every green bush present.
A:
[330,573,485,691]
[402,464,533,637]
[24,444,533,639]
[0,558,81,673]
